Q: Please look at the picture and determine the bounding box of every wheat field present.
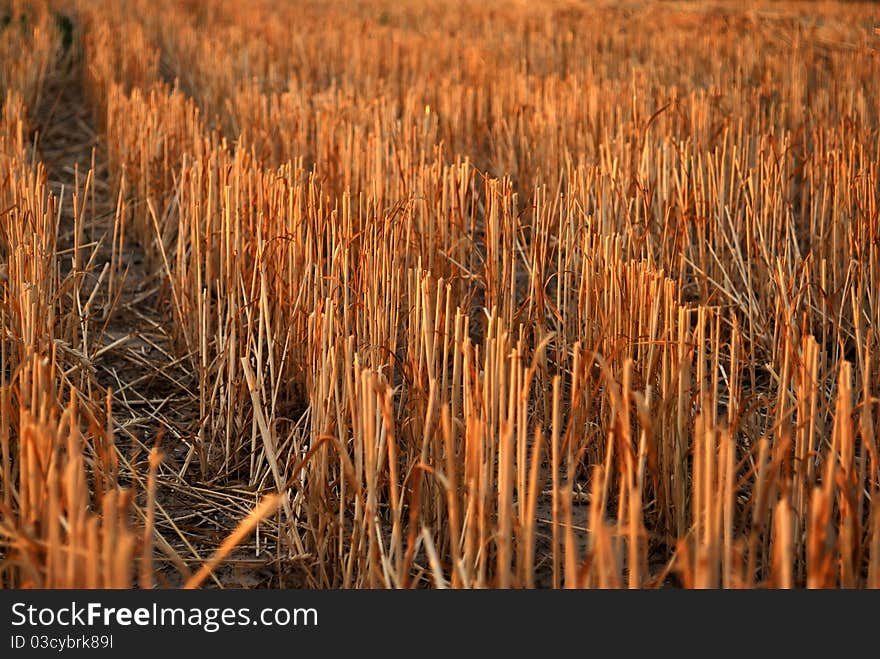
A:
[0,0,878,589]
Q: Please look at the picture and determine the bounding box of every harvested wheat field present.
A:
[0,0,878,590]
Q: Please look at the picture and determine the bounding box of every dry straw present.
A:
[1,0,878,588]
